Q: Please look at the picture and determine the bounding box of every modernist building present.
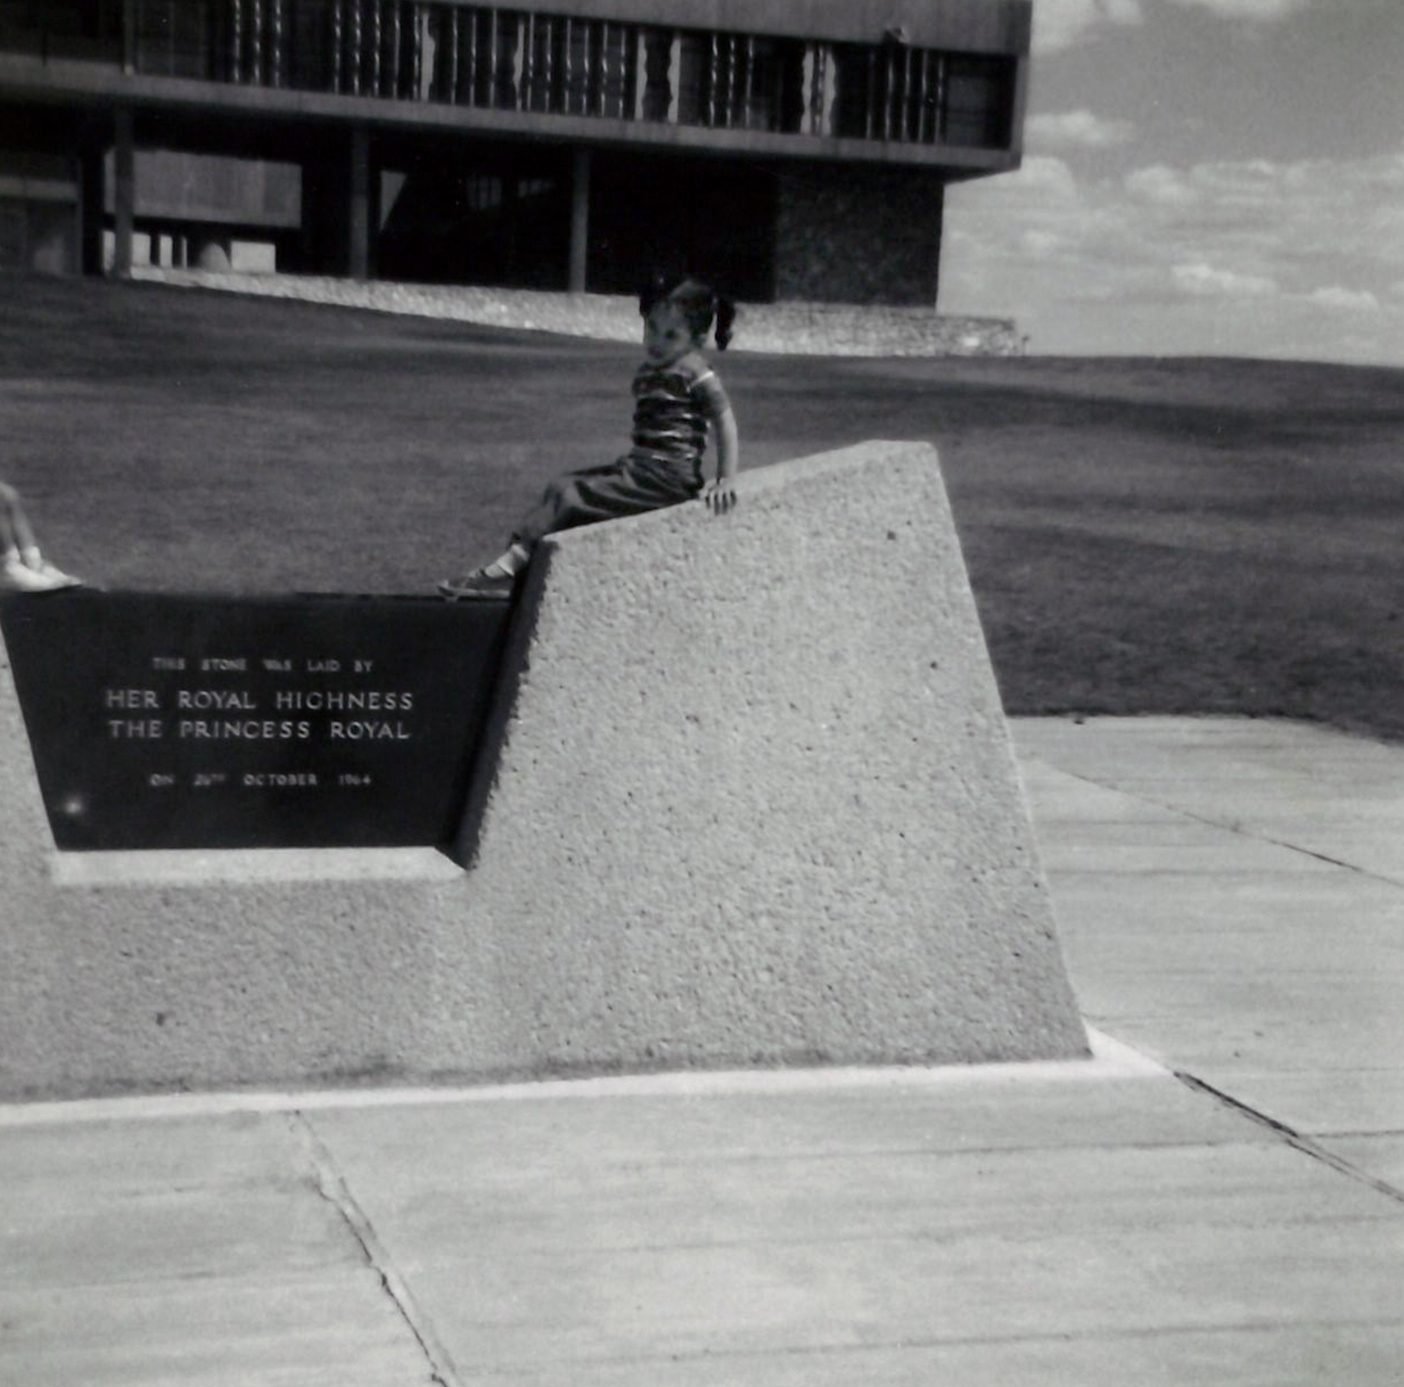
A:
[0,0,1030,304]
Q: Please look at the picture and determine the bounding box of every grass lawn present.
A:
[4,273,1404,740]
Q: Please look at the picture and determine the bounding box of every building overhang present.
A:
[468,0,1032,53]
[0,55,1021,178]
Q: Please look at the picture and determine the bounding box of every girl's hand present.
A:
[702,478,738,514]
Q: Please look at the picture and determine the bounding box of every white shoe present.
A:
[28,556,82,589]
[2,552,71,592]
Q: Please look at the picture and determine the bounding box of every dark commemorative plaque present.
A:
[0,590,513,850]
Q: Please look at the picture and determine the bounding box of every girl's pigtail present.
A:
[713,295,736,351]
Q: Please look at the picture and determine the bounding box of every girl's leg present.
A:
[441,463,628,597]
[0,481,81,591]
[440,461,694,599]
[512,468,618,550]
[513,462,690,548]
[0,482,35,555]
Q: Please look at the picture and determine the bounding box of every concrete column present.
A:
[503,177,520,277]
[348,124,371,279]
[120,0,136,74]
[298,133,359,276]
[112,107,135,279]
[568,147,590,293]
[1008,55,1031,158]
[296,153,329,273]
[78,143,105,276]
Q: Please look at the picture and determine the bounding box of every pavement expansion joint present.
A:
[1176,1071,1404,1206]
[292,1110,462,1387]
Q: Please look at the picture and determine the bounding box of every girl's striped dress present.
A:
[510,354,729,548]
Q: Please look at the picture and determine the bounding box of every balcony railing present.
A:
[0,1,1015,151]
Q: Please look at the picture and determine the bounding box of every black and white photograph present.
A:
[1,1,1401,1382]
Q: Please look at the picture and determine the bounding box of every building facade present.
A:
[0,0,1030,304]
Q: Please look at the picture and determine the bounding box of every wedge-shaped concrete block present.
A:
[0,442,1085,1099]
[457,441,1087,1069]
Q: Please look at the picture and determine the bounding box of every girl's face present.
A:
[643,299,697,366]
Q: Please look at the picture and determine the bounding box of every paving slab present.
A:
[1014,716,1404,1143]
[0,1111,436,1386]
[1016,715,1404,883]
[7,1057,1398,1387]
[1019,717,1404,1167]
[446,1324,1404,1387]
[1196,1075,1404,1140]
[1328,1137,1404,1187]
[0,1274,433,1387]
[293,1065,1404,1383]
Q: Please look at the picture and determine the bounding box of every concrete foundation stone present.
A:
[0,442,1085,1100]
[454,440,1086,1074]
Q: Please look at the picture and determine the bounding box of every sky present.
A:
[938,0,1404,364]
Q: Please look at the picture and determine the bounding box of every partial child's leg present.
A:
[1,482,42,590]
[511,465,630,548]
[0,481,81,591]
[0,482,35,556]
[440,461,696,599]
[440,462,629,599]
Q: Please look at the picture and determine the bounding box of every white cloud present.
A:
[1166,0,1312,19]
[1116,154,1404,270]
[1027,110,1138,150]
[1126,165,1199,207]
[940,147,1404,364]
[1310,286,1382,314]
[1173,262,1278,297]
[1033,0,1144,54]
[1007,155,1082,200]
[1020,230,1070,259]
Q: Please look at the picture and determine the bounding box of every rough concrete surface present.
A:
[457,442,1087,1073]
[0,442,1084,1099]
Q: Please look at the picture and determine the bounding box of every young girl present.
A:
[440,273,739,600]
[0,481,81,593]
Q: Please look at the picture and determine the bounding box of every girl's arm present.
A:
[695,370,740,513]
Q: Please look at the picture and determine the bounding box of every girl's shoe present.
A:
[2,552,71,592]
[439,569,515,601]
[28,557,82,589]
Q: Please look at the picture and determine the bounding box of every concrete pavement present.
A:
[3,716,1402,1385]
[1016,715,1404,1139]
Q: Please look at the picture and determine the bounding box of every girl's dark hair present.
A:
[639,271,735,350]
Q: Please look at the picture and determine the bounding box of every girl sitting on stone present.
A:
[440,272,739,600]
[0,481,81,593]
